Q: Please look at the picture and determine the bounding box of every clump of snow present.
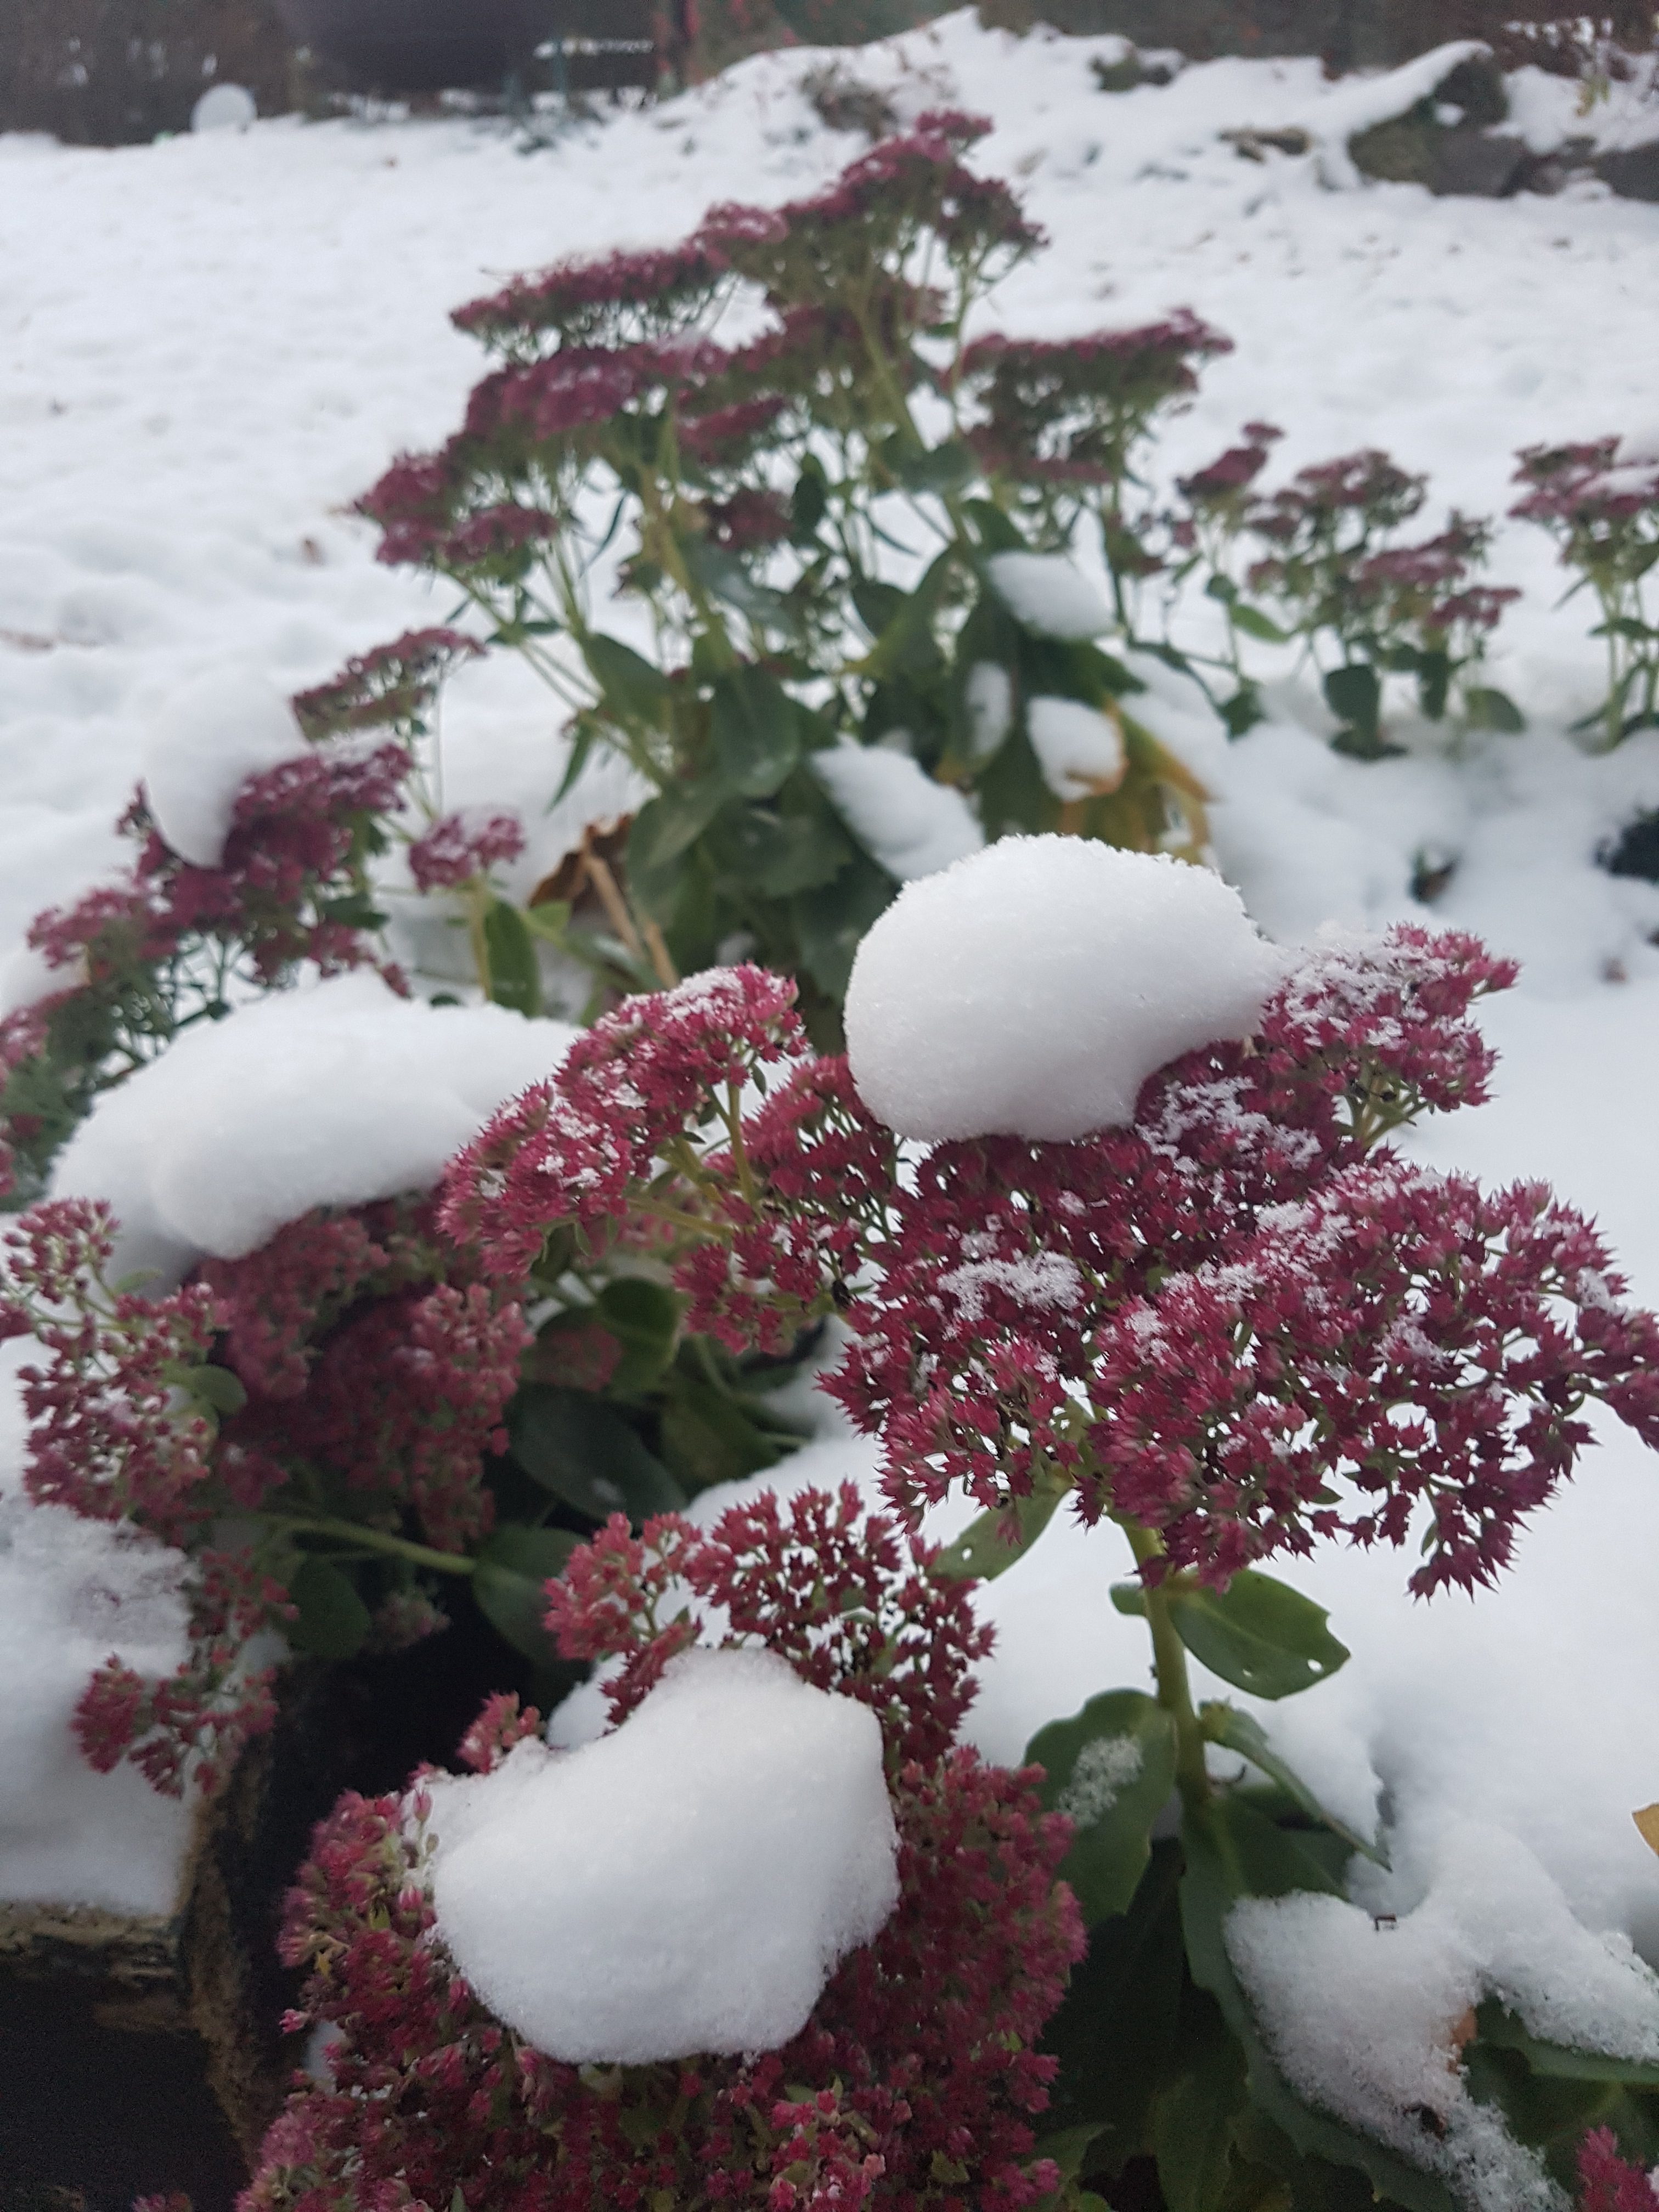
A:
[987,552,1111,641]
[430,1646,899,2064]
[190,84,258,134]
[1028,696,1128,801]
[1228,1820,1659,2211]
[1056,1734,1145,1826]
[139,667,303,868]
[812,742,984,882]
[0,1357,193,1915]
[964,664,1014,764]
[0,941,80,1017]
[844,836,1282,1141]
[50,972,577,1284]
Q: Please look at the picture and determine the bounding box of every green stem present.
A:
[1125,1521,1211,1810]
[265,1515,478,1577]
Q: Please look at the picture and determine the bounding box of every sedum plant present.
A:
[356,114,1218,1034]
[1169,434,1522,753]
[1513,436,1659,751]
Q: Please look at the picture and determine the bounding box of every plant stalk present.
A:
[1125,1521,1211,1810]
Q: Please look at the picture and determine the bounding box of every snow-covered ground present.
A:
[5,16,1659,2193]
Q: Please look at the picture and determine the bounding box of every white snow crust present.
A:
[812,742,985,881]
[139,665,305,868]
[1026,695,1128,800]
[50,973,576,1283]
[987,551,1111,640]
[844,835,1282,1139]
[430,1647,899,2064]
[0,1355,193,1915]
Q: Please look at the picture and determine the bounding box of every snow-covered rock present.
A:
[843,834,1281,1141]
[430,1646,899,2064]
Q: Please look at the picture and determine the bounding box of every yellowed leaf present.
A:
[1632,1804,1659,1858]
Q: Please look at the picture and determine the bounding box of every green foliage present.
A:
[1110,1571,1350,1701]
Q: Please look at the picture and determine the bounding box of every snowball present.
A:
[430,1647,899,2064]
[1028,696,1128,801]
[844,836,1282,1142]
[0,1367,193,1915]
[191,83,258,133]
[812,742,984,882]
[51,972,577,1284]
[964,663,1014,763]
[987,552,1111,641]
[140,667,303,867]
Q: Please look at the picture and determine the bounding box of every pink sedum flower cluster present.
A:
[442,926,1659,1600]
[0,1193,528,1795]
[245,1486,1082,2212]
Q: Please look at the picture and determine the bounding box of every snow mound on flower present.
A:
[844,836,1282,1142]
[50,972,577,1284]
[987,553,1111,641]
[1227,1821,1659,2212]
[0,1360,192,1915]
[140,665,304,869]
[812,743,984,882]
[430,1646,899,2064]
[1027,697,1127,802]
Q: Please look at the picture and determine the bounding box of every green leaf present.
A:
[683,539,786,624]
[963,497,1027,554]
[1220,685,1267,739]
[473,1523,582,1665]
[1180,1798,1454,2212]
[1229,603,1291,645]
[1415,647,1452,723]
[1041,1840,1187,2150]
[1462,685,1526,733]
[287,1556,373,1661]
[584,633,672,725]
[1322,663,1383,746]
[1153,2002,1248,2212]
[1114,1572,1350,1700]
[710,667,801,799]
[707,802,851,898]
[1473,2002,1659,2087]
[594,1276,681,1394]
[656,1372,795,1493]
[509,1385,685,1523]
[790,456,828,544]
[1201,1704,1384,1865]
[883,436,974,496]
[483,899,542,1018]
[932,1475,1068,1583]
[859,549,956,681]
[175,1363,248,1419]
[630,782,725,876]
[522,898,574,943]
[1028,1689,1179,1924]
[789,851,895,1000]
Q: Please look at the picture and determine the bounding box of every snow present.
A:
[812,740,985,881]
[964,662,1014,763]
[1026,695,1128,800]
[1227,1818,1659,2211]
[5,8,1659,2157]
[49,973,577,1284]
[0,1352,193,1917]
[428,1646,899,2064]
[987,551,1111,640]
[191,85,258,136]
[139,664,304,867]
[843,835,1282,1140]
